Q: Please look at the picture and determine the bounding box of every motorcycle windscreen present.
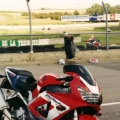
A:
[63,64,96,86]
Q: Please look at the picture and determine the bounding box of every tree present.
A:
[104,3,112,14]
[50,16,54,20]
[86,4,103,15]
[64,12,69,15]
[115,5,120,13]
[74,10,79,15]
[41,8,45,10]
[85,3,120,15]
[21,12,29,16]
[55,16,60,20]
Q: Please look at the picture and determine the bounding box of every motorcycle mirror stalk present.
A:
[56,76,73,82]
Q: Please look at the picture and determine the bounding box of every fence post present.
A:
[102,1,109,51]
[26,0,33,53]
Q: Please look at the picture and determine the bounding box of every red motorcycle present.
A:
[29,64,102,120]
[0,64,102,120]
[85,39,102,49]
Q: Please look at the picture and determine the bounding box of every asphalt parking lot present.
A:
[0,61,120,120]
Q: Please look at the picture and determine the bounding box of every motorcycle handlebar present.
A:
[56,76,73,82]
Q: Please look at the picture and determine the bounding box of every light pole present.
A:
[26,0,33,53]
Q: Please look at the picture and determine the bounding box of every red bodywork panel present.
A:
[79,114,98,120]
[32,73,63,98]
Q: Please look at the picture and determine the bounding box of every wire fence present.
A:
[0,32,120,53]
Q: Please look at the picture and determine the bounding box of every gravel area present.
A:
[0,49,119,65]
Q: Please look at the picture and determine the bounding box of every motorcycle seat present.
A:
[7,67,34,77]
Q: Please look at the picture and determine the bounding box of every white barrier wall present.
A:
[0,37,81,47]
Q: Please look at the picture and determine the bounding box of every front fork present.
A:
[73,109,78,120]
[2,108,12,120]
[3,108,26,120]
[74,109,100,120]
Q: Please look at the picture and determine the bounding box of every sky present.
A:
[0,0,119,11]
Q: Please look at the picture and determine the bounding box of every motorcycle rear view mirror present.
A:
[0,74,6,78]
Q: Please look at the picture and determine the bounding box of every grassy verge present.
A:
[0,25,120,47]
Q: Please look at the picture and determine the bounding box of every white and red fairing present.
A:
[28,70,101,120]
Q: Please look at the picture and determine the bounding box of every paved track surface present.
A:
[0,61,120,120]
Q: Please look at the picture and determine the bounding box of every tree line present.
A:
[21,11,79,20]
[21,3,120,20]
[86,3,120,15]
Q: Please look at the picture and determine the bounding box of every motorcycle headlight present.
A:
[77,87,101,104]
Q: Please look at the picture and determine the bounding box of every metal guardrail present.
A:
[0,32,120,37]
